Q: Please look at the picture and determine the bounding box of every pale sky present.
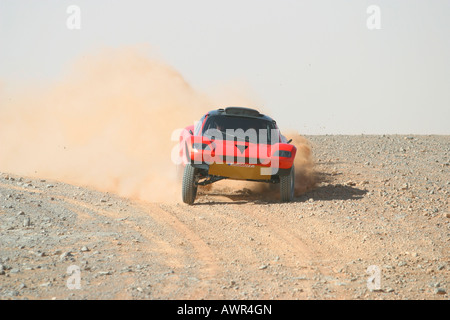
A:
[1,0,449,134]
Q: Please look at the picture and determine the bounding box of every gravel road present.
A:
[1,135,448,300]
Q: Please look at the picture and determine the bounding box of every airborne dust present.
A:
[0,48,316,202]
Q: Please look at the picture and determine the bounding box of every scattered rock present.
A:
[0,135,448,300]
[59,252,73,261]
[434,288,446,295]
[40,282,52,287]
[23,217,31,227]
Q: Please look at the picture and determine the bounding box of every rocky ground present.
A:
[0,135,448,300]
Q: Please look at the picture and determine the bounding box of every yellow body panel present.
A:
[208,163,272,180]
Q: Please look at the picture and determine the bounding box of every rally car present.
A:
[178,107,297,204]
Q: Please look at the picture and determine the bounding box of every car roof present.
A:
[207,107,276,123]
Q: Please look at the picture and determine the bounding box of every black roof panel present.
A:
[207,107,275,123]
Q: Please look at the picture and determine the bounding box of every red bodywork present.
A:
[178,120,296,179]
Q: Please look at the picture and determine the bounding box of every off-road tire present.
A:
[280,166,295,202]
[182,164,198,205]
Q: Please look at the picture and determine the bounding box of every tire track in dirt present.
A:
[0,180,221,299]
[196,191,352,299]
[215,200,319,298]
[251,203,365,298]
[0,179,354,299]
[0,182,44,194]
[56,196,191,299]
[158,199,292,299]
[209,202,314,298]
[173,190,318,298]
[57,196,137,299]
[240,204,324,263]
[139,201,222,299]
[226,198,368,299]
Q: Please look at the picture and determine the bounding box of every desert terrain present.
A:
[0,134,448,300]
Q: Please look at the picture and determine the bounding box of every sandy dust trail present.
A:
[0,47,316,206]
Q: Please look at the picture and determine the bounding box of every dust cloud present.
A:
[289,132,317,195]
[0,47,315,203]
[0,48,212,202]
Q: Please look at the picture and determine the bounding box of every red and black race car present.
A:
[178,107,297,204]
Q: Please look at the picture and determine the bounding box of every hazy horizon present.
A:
[1,0,449,135]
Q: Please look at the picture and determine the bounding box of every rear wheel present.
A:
[280,166,295,202]
[182,164,198,205]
